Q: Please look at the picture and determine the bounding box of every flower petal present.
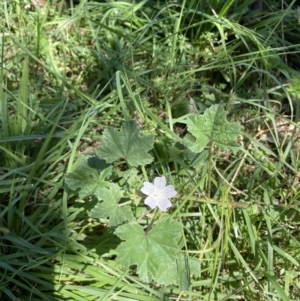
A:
[154,176,166,189]
[141,182,155,196]
[144,196,157,209]
[157,198,172,212]
[163,185,177,198]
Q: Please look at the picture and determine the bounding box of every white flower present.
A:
[141,176,177,212]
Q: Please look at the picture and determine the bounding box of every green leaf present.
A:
[96,120,154,167]
[114,217,183,285]
[177,253,190,290]
[82,155,111,171]
[184,104,241,153]
[90,184,134,227]
[65,156,112,198]
[177,254,201,290]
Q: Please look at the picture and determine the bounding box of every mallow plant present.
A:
[65,104,241,288]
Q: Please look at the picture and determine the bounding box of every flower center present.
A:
[153,189,164,200]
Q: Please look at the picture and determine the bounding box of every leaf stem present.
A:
[145,208,158,234]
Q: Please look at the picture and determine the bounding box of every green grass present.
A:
[1,0,300,300]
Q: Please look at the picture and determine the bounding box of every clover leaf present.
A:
[90,184,134,227]
[65,156,112,198]
[184,104,241,153]
[114,217,183,285]
[96,121,154,167]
